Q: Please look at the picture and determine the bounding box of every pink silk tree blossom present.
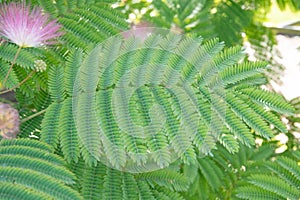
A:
[0,103,20,139]
[0,2,63,47]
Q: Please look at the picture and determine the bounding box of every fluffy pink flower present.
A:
[0,2,63,47]
[0,103,20,139]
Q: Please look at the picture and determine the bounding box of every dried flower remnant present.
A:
[0,2,63,47]
[122,21,154,41]
[0,103,20,139]
[122,21,183,42]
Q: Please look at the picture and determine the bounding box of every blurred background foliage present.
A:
[118,0,300,83]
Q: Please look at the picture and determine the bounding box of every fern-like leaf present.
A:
[0,139,82,200]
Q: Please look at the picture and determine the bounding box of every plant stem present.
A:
[21,108,47,123]
[0,97,16,105]
[0,70,35,95]
[2,46,22,87]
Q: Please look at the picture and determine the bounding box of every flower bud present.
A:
[34,60,47,72]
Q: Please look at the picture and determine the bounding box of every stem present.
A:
[0,97,16,106]
[2,46,22,87]
[21,108,47,123]
[0,70,35,95]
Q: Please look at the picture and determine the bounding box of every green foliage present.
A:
[33,0,118,16]
[184,144,300,200]
[17,90,51,138]
[0,44,39,69]
[66,159,186,200]
[57,4,128,48]
[58,98,81,163]
[40,102,62,147]
[125,0,290,83]
[0,1,299,200]
[130,0,252,45]
[0,139,82,200]
[275,0,300,11]
[0,60,18,89]
[236,155,300,200]
[78,163,188,200]
[46,32,293,171]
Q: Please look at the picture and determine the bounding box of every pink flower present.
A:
[0,103,20,139]
[0,2,63,47]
